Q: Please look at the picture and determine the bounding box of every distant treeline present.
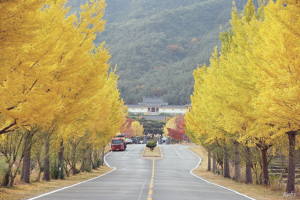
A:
[67,0,252,104]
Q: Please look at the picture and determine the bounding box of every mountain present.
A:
[66,0,251,105]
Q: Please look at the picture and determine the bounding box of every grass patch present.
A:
[189,146,299,200]
[142,146,162,158]
[0,156,8,187]
[0,166,112,200]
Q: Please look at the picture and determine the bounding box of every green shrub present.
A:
[0,157,8,187]
[146,141,157,151]
[40,165,44,173]
[50,160,59,179]
[170,138,177,144]
[85,167,91,172]
[97,158,102,168]
[92,162,97,170]
[92,158,102,169]
[74,168,80,175]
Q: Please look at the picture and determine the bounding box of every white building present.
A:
[126,97,190,116]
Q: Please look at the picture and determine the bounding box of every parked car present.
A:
[131,138,139,144]
[125,138,133,144]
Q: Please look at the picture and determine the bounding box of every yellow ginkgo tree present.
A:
[251,0,300,193]
[0,0,127,184]
[131,121,144,137]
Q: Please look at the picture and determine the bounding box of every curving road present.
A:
[29,145,255,200]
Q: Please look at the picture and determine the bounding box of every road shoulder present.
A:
[0,166,113,200]
[189,146,291,200]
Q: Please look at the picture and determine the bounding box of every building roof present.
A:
[144,103,164,106]
[161,105,186,109]
[126,97,190,110]
[126,105,146,108]
[126,105,187,109]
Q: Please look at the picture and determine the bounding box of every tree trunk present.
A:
[286,131,296,193]
[87,147,92,172]
[223,143,230,178]
[93,149,98,169]
[71,143,77,175]
[21,131,33,183]
[58,139,64,179]
[8,167,16,187]
[21,147,31,183]
[261,147,269,185]
[245,146,253,184]
[3,164,12,187]
[9,153,23,187]
[101,145,105,166]
[81,152,86,172]
[234,141,240,181]
[207,149,211,171]
[277,169,285,189]
[36,159,42,182]
[64,162,70,177]
[42,135,50,181]
[213,151,217,174]
[253,166,259,184]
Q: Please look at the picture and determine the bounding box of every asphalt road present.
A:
[29,144,255,200]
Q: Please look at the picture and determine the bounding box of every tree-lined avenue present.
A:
[29,145,254,200]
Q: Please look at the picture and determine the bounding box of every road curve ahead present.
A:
[153,145,255,200]
[28,144,255,200]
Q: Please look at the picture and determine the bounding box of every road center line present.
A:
[122,146,136,159]
[173,147,183,159]
[147,160,155,200]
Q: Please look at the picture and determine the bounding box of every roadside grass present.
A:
[189,146,299,200]
[0,166,112,200]
[0,155,7,188]
[174,142,196,146]
[0,145,113,200]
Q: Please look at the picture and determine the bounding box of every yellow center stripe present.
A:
[147,159,155,200]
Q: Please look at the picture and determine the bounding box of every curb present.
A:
[28,152,115,200]
[187,147,257,200]
[141,146,163,159]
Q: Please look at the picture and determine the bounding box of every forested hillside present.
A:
[67,0,250,104]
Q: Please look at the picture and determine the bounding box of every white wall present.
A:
[159,108,186,114]
[128,108,147,113]
[128,107,186,115]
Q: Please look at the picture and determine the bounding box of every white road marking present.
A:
[28,152,116,200]
[137,179,147,200]
[186,147,257,200]
[104,151,113,167]
[122,146,136,159]
[173,147,183,159]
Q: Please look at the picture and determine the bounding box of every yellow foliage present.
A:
[163,117,176,138]
[185,0,300,148]
[0,0,126,150]
[131,121,144,137]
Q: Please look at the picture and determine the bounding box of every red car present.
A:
[111,138,126,151]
